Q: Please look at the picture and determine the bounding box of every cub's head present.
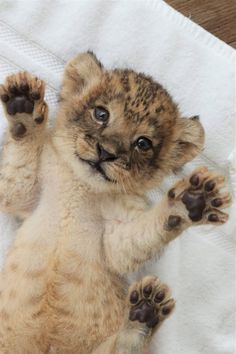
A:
[54,52,204,194]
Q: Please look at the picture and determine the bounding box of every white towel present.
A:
[0,1,235,353]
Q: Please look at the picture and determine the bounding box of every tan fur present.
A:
[0,53,231,354]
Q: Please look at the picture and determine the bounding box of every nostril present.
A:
[96,143,102,157]
[96,143,117,162]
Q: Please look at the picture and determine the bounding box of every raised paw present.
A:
[0,72,47,138]
[128,276,175,329]
[167,167,231,226]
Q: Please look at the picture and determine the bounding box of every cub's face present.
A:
[55,52,204,194]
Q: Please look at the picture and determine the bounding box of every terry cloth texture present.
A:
[0,1,235,353]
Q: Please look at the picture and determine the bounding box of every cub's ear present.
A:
[171,116,205,169]
[60,51,103,99]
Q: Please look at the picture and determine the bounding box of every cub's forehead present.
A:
[102,69,175,112]
[99,69,177,131]
[105,69,162,99]
[71,67,178,140]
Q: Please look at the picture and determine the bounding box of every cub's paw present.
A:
[0,72,47,138]
[167,167,231,228]
[128,276,175,329]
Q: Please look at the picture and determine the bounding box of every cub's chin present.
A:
[76,158,118,193]
[78,158,115,183]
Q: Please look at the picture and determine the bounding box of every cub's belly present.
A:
[1,211,126,353]
[43,262,127,353]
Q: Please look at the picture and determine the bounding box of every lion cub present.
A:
[0,52,231,354]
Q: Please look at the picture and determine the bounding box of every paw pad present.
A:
[35,116,44,124]
[167,215,181,228]
[168,189,175,199]
[204,180,215,192]
[0,73,47,139]
[154,290,165,303]
[128,276,175,329]
[190,174,199,186]
[182,191,206,222]
[0,72,45,116]
[130,290,139,304]
[211,198,222,207]
[168,167,231,225]
[12,123,27,138]
[208,214,219,222]
[0,94,9,103]
[7,96,34,115]
[143,284,152,297]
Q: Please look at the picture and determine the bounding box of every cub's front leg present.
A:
[0,72,48,218]
[104,167,231,274]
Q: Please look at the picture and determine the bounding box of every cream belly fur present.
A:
[1,143,129,354]
[0,53,231,354]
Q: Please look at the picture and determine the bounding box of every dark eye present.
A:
[94,106,109,123]
[136,137,152,151]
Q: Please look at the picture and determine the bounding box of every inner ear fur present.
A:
[171,116,205,168]
[60,51,103,100]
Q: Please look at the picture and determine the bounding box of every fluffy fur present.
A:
[0,52,231,354]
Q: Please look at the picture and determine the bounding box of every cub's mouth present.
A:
[78,157,115,183]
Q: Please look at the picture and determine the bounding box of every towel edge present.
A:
[146,0,236,62]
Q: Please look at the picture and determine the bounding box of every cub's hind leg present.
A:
[92,276,175,354]
[0,72,48,218]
